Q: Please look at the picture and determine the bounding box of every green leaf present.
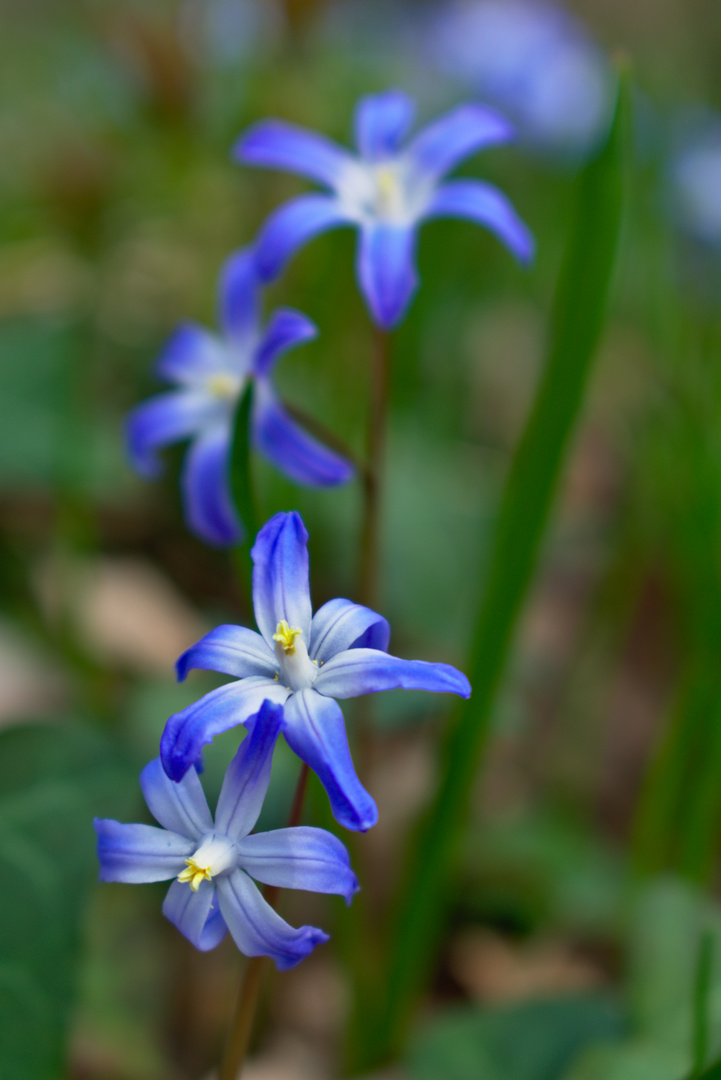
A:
[230,380,257,540]
[347,66,633,1073]
[406,996,626,1080]
[0,724,135,1080]
[697,1059,721,1080]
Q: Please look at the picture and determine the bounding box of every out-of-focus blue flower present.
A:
[234,90,533,328]
[161,511,472,831]
[428,1,614,159]
[670,117,721,248]
[126,249,354,548]
[96,701,357,969]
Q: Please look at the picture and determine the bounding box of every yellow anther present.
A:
[177,858,213,892]
[272,620,302,654]
[207,373,239,400]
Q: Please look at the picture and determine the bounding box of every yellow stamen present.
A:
[177,857,213,892]
[207,373,238,400]
[272,620,302,654]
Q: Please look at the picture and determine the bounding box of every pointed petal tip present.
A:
[274,926,330,970]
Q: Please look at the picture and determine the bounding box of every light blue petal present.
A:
[234,119,355,187]
[160,677,289,782]
[355,90,415,160]
[95,819,193,883]
[314,648,472,700]
[126,391,211,478]
[283,689,378,832]
[139,759,213,839]
[176,624,277,681]
[216,868,329,970]
[215,700,285,839]
[181,425,244,547]
[310,598,390,662]
[426,180,535,264]
[155,323,228,385]
[254,308,317,378]
[357,223,418,329]
[163,879,228,952]
[219,248,260,344]
[250,511,313,646]
[253,194,352,282]
[407,103,514,181]
[236,826,358,904]
[253,383,355,488]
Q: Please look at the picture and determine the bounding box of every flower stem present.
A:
[217,761,309,1080]
[358,326,391,609]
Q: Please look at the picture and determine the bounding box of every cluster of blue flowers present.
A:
[98,89,530,968]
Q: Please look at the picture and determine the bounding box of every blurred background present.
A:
[4,0,721,1078]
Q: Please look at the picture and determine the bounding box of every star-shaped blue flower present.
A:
[95,700,357,969]
[234,89,534,328]
[126,249,354,547]
[160,510,471,832]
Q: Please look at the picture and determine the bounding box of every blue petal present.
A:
[215,700,285,840]
[253,383,355,488]
[357,223,418,329]
[234,119,355,187]
[310,598,390,662]
[177,625,277,681]
[155,323,228,385]
[236,826,358,904]
[426,180,535,264]
[314,648,472,700]
[254,308,317,378]
[140,759,213,839]
[355,90,415,160]
[160,677,289,782]
[254,194,352,282]
[95,819,193,883]
[216,868,329,970]
[250,511,313,646]
[408,104,514,181]
[181,425,244,547]
[283,689,378,832]
[126,391,211,478]
[163,879,228,952]
[219,248,260,344]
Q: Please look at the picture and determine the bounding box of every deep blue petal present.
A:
[236,826,358,904]
[254,194,352,282]
[219,248,260,344]
[426,180,535,264]
[95,819,193,883]
[215,700,285,840]
[355,90,415,160]
[181,425,244,547]
[253,383,355,488]
[408,103,514,181]
[309,598,390,662]
[283,689,378,832]
[176,625,277,682]
[250,511,313,646]
[160,677,289,782]
[140,759,213,839]
[314,648,472,700]
[162,879,228,951]
[126,391,211,478]
[254,308,317,378]
[154,323,228,385]
[234,119,355,187]
[357,223,418,329]
[216,868,329,969]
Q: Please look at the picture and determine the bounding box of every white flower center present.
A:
[336,158,431,226]
[272,621,318,691]
[177,833,237,891]
[206,372,245,401]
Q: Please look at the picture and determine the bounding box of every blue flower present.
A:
[95,700,358,969]
[234,90,534,328]
[160,510,471,832]
[126,249,354,547]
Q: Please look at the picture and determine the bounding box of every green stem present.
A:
[349,68,631,1072]
[358,326,391,610]
[217,762,309,1080]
